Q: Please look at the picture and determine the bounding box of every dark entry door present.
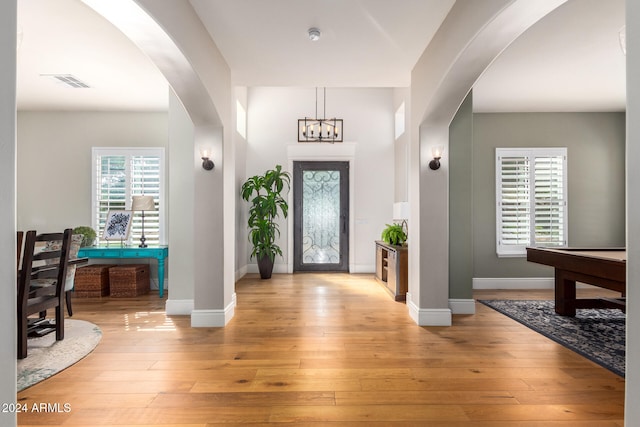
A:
[293,161,349,271]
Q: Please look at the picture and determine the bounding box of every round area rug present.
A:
[17,319,102,391]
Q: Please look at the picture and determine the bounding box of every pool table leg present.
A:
[555,268,576,316]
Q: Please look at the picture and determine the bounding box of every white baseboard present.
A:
[191,293,236,327]
[236,265,248,281]
[473,277,554,290]
[165,298,194,315]
[449,298,476,314]
[406,292,452,326]
[350,264,375,273]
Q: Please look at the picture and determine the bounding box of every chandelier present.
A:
[298,88,343,143]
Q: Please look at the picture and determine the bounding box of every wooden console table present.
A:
[375,241,408,301]
[77,245,168,297]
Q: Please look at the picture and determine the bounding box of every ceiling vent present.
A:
[41,74,91,88]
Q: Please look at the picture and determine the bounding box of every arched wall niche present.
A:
[83,0,235,326]
[407,0,568,325]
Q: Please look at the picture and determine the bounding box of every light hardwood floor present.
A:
[17,274,625,426]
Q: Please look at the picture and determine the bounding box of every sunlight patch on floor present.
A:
[122,311,177,332]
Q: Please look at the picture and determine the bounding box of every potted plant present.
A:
[241,165,291,279]
[72,226,97,247]
[381,223,407,246]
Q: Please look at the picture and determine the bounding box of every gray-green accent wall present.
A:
[472,112,626,279]
[448,106,625,294]
[449,92,474,299]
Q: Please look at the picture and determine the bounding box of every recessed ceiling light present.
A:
[308,27,321,42]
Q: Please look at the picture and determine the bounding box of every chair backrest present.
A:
[17,231,23,271]
[17,229,72,310]
[65,234,83,291]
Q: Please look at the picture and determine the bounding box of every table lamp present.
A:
[131,195,155,247]
[393,202,410,244]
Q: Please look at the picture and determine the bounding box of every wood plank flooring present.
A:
[17,273,625,426]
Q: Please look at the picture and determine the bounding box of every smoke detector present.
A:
[308,27,321,42]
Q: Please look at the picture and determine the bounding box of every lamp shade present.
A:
[131,195,155,211]
[393,202,409,220]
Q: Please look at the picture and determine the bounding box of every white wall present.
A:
[393,88,410,203]
[626,0,640,423]
[16,111,169,289]
[167,90,195,303]
[0,0,16,424]
[17,111,168,232]
[234,86,249,278]
[243,87,396,273]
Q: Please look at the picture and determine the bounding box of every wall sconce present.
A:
[429,145,444,170]
[200,148,214,171]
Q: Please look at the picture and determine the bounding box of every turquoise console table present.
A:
[77,246,169,297]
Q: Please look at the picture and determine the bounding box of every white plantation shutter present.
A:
[496,148,567,257]
[534,155,565,246]
[131,156,161,244]
[92,148,165,245]
[498,155,531,249]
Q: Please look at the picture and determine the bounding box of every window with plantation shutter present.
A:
[496,148,567,257]
[92,148,165,245]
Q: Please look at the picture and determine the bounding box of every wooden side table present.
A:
[374,241,408,301]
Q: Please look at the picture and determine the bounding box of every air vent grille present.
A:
[41,74,91,88]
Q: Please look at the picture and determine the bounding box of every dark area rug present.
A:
[479,300,625,377]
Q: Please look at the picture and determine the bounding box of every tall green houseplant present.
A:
[241,165,291,279]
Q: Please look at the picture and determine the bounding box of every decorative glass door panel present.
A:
[294,161,349,271]
[302,170,340,263]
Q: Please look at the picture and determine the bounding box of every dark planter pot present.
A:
[257,255,274,279]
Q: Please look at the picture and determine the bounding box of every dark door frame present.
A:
[293,161,349,272]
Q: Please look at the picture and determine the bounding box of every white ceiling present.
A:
[189,0,455,88]
[473,0,626,112]
[16,0,626,113]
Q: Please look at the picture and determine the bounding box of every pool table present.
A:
[526,247,626,316]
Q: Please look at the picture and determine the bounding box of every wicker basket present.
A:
[74,264,113,297]
[109,264,150,297]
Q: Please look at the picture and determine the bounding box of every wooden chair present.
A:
[17,229,72,359]
[17,231,23,271]
[19,231,82,317]
[63,234,84,317]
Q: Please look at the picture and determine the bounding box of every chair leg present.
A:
[55,304,64,341]
[17,310,28,359]
[65,290,73,317]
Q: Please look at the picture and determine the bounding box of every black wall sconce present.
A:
[200,148,214,171]
[429,146,444,170]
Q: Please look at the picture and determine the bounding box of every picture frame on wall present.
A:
[102,210,133,241]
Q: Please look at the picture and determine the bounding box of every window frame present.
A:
[495,147,568,258]
[91,147,166,245]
